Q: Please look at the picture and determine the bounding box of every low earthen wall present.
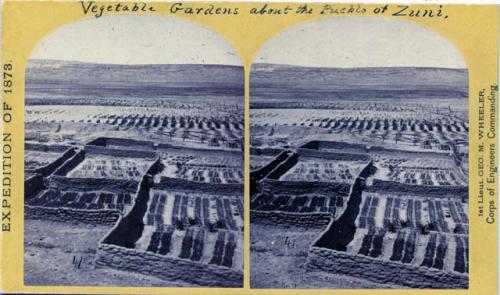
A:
[251,150,291,179]
[25,206,120,225]
[250,147,283,156]
[102,175,151,248]
[95,243,243,287]
[100,137,155,150]
[297,149,371,161]
[25,174,44,200]
[307,246,468,289]
[369,145,451,157]
[250,210,332,228]
[53,150,85,176]
[156,177,243,196]
[367,179,468,199]
[25,143,71,152]
[267,153,299,179]
[84,145,157,159]
[48,176,139,193]
[34,147,78,177]
[261,179,351,196]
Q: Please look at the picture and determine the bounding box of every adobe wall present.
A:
[251,150,291,179]
[319,140,367,151]
[307,246,468,289]
[103,175,151,248]
[250,147,283,157]
[25,174,44,200]
[25,205,120,225]
[267,153,299,180]
[84,145,157,159]
[261,179,351,196]
[367,179,468,199]
[88,137,155,150]
[299,140,368,153]
[369,145,451,157]
[86,138,242,162]
[34,147,78,177]
[95,243,243,287]
[297,149,371,161]
[156,177,243,196]
[250,210,332,228]
[297,140,451,158]
[53,150,85,176]
[48,176,139,193]
[159,144,242,158]
[25,142,71,153]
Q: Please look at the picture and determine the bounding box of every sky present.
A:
[254,17,466,68]
[30,15,242,65]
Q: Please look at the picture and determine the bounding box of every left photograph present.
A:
[24,15,244,287]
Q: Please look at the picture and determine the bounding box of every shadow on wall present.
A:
[314,162,377,251]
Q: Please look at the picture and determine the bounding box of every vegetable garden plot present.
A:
[373,155,459,170]
[26,105,241,127]
[159,164,244,184]
[357,192,467,234]
[102,114,242,131]
[251,93,467,287]
[342,225,468,274]
[26,188,133,213]
[372,155,468,186]
[177,165,243,184]
[304,148,469,287]
[251,105,468,152]
[144,190,243,231]
[280,159,366,184]
[155,154,196,180]
[250,192,347,216]
[67,155,155,180]
[26,104,244,149]
[186,155,242,168]
[136,227,242,271]
[251,109,449,127]
[157,151,243,184]
[132,188,243,271]
[251,109,468,139]
[385,168,466,186]
[322,190,470,275]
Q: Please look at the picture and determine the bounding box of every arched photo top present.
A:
[252,16,466,69]
[250,16,468,102]
[25,14,245,147]
[26,14,244,101]
[30,14,242,66]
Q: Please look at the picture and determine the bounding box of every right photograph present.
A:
[250,17,469,289]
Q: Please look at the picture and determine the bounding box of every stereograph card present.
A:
[0,1,498,294]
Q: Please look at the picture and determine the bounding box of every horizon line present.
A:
[28,58,467,71]
[252,62,467,71]
[27,58,243,67]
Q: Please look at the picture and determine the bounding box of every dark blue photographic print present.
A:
[249,17,468,289]
[24,15,243,288]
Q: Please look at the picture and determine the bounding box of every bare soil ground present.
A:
[250,222,403,289]
[24,218,195,287]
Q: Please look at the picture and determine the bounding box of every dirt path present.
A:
[24,218,195,287]
[250,223,398,288]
